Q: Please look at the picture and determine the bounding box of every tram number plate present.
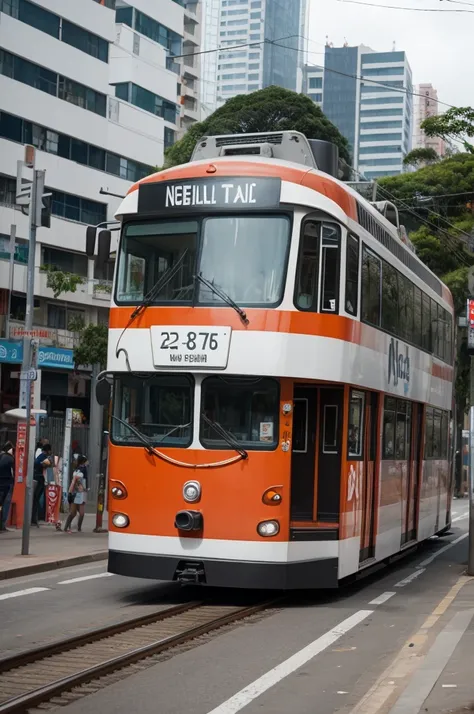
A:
[150,326,232,369]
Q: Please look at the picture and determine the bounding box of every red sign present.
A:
[8,422,27,528]
[469,299,474,325]
[11,327,51,339]
[46,484,61,524]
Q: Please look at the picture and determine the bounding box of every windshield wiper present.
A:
[201,413,248,459]
[116,250,190,368]
[111,415,191,454]
[131,249,189,320]
[194,273,249,326]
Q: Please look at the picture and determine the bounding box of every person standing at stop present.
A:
[32,443,52,526]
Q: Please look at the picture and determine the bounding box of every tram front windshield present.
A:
[116,214,290,307]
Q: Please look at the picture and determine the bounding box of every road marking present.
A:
[388,608,474,713]
[394,569,425,587]
[452,513,468,522]
[57,573,113,585]
[369,592,396,606]
[347,575,471,714]
[0,587,49,601]
[419,533,468,567]
[205,609,373,714]
[442,684,457,688]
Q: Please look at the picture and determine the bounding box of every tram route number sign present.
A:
[467,297,474,355]
[150,325,232,369]
[138,177,281,214]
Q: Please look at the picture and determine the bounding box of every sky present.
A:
[308,0,473,110]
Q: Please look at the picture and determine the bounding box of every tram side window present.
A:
[295,221,320,311]
[348,389,365,458]
[425,407,449,459]
[414,287,422,348]
[381,262,398,334]
[432,409,442,458]
[430,298,438,359]
[382,397,396,459]
[320,223,340,313]
[424,408,434,458]
[401,279,414,345]
[395,400,411,460]
[361,247,381,327]
[446,312,453,363]
[440,411,449,459]
[345,234,359,315]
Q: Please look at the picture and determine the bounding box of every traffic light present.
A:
[40,193,52,228]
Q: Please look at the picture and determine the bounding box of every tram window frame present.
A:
[294,219,321,312]
[361,246,381,327]
[199,376,280,451]
[110,373,195,448]
[320,223,341,313]
[381,260,398,334]
[421,292,431,351]
[395,399,411,460]
[432,409,442,458]
[345,233,359,316]
[440,411,449,459]
[382,396,396,459]
[347,389,365,460]
[424,407,434,459]
[431,298,438,359]
[414,286,422,349]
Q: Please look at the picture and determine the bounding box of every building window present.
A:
[134,9,182,56]
[115,83,177,123]
[42,247,88,277]
[58,76,107,116]
[50,189,107,224]
[164,127,175,149]
[0,176,16,204]
[308,76,322,89]
[61,20,109,63]
[308,93,322,103]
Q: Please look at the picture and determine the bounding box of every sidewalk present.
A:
[0,513,108,580]
[387,574,474,714]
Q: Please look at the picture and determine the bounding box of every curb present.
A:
[0,551,108,580]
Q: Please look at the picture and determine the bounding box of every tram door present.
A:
[290,387,318,520]
[359,392,379,563]
[316,388,344,522]
[402,403,422,544]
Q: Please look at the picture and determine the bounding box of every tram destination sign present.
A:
[137,177,281,214]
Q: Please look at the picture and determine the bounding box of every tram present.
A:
[93,131,454,589]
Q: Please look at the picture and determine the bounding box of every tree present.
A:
[74,324,108,369]
[41,266,85,299]
[378,153,474,220]
[409,225,474,276]
[164,86,350,167]
[403,147,439,168]
[421,107,474,154]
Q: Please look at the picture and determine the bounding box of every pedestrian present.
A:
[63,456,88,533]
[32,443,52,526]
[35,437,48,459]
[0,441,14,532]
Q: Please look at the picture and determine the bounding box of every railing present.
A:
[92,280,113,301]
[166,57,181,75]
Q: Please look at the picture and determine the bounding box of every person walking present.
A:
[32,443,52,526]
[0,441,14,532]
[63,456,88,533]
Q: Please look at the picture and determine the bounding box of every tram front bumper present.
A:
[108,550,339,589]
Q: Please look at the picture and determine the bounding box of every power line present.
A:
[335,0,474,11]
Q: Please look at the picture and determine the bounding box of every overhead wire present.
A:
[335,0,474,11]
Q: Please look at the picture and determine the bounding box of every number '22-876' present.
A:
[160,331,219,351]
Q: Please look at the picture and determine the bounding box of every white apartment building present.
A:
[413,83,445,157]
[0,0,197,418]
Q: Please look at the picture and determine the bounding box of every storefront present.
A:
[0,340,90,421]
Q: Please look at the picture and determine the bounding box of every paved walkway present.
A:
[0,513,108,579]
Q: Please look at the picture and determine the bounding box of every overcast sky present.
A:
[308,0,473,110]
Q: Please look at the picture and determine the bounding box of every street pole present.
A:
[20,169,42,557]
[5,224,16,340]
[469,355,474,575]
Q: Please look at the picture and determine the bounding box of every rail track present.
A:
[0,599,276,714]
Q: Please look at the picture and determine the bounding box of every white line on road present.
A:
[394,569,425,587]
[369,592,396,606]
[452,513,468,522]
[419,533,468,568]
[0,587,49,601]
[57,573,113,585]
[204,609,373,714]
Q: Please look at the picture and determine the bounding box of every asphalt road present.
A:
[0,500,470,714]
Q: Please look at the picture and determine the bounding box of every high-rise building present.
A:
[201,0,306,112]
[304,45,413,179]
[413,83,445,158]
[0,0,199,419]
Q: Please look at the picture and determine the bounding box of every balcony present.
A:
[8,321,79,350]
[92,279,113,302]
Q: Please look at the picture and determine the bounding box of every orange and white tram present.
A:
[95,131,454,589]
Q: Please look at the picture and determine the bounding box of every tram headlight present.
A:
[112,513,129,528]
[262,487,282,505]
[183,480,201,503]
[111,485,127,499]
[257,520,280,537]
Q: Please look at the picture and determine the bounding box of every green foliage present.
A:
[73,324,108,369]
[164,86,351,167]
[41,266,85,299]
[403,147,439,167]
[378,153,474,221]
[421,106,474,154]
[409,225,474,276]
